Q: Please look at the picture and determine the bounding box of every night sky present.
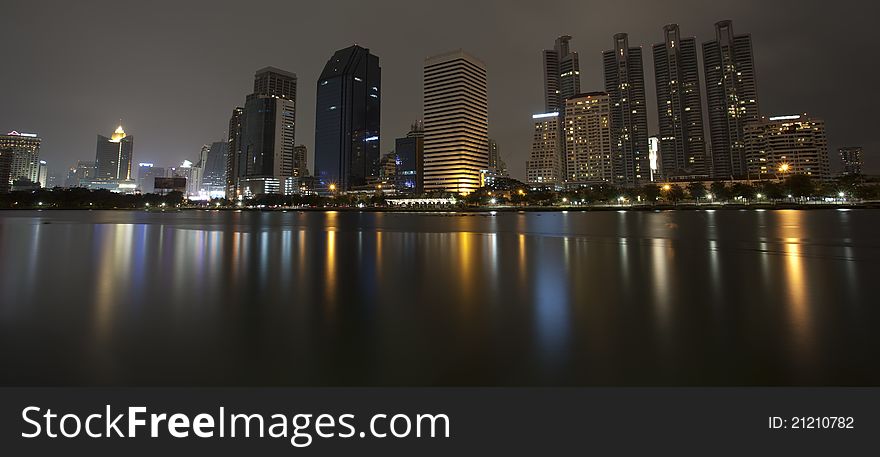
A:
[1,0,876,179]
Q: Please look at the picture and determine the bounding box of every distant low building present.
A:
[137,163,165,193]
[154,177,187,195]
[67,160,95,188]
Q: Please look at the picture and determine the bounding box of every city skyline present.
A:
[1,1,877,180]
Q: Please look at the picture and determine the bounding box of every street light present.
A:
[662,184,671,191]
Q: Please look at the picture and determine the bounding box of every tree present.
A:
[731,182,756,201]
[669,185,686,203]
[710,182,731,202]
[786,175,814,199]
[642,184,661,203]
[687,182,707,201]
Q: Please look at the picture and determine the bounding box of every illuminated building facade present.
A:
[653,24,707,180]
[703,20,760,180]
[744,115,830,180]
[604,33,650,187]
[423,49,489,195]
[527,112,563,188]
[0,131,42,185]
[315,45,381,191]
[563,92,613,185]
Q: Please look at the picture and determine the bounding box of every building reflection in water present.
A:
[1,209,878,386]
[532,237,570,364]
[777,210,814,369]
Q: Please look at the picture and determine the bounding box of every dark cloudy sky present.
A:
[1,0,877,179]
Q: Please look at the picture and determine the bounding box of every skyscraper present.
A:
[314,45,381,191]
[202,141,228,195]
[225,107,243,199]
[564,92,614,185]
[394,122,424,194]
[227,67,297,197]
[423,49,489,195]
[653,24,707,180]
[543,35,581,113]
[604,33,650,187]
[838,147,863,175]
[526,112,563,187]
[37,160,48,188]
[703,20,760,180]
[95,125,134,182]
[744,114,830,180]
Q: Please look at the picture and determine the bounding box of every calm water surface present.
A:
[1,209,878,386]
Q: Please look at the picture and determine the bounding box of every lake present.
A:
[1,209,878,386]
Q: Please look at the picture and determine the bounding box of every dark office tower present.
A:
[603,33,650,187]
[653,24,707,180]
[487,139,508,177]
[315,45,381,191]
[0,149,12,193]
[543,36,581,113]
[95,125,134,181]
[703,20,760,180]
[293,145,308,177]
[394,121,425,194]
[225,107,243,199]
[839,147,863,175]
[202,141,228,194]
[226,67,297,198]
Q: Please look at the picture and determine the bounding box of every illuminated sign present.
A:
[532,112,559,119]
[769,115,801,121]
[6,131,38,137]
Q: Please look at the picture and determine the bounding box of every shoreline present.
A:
[2,202,880,213]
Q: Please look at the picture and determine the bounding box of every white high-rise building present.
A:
[564,92,613,185]
[526,112,563,188]
[0,131,41,184]
[423,50,489,195]
[744,114,830,180]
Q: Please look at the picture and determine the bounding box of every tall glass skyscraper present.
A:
[603,33,649,187]
[226,67,297,197]
[314,45,381,191]
[653,24,707,180]
[703,20,759,180]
